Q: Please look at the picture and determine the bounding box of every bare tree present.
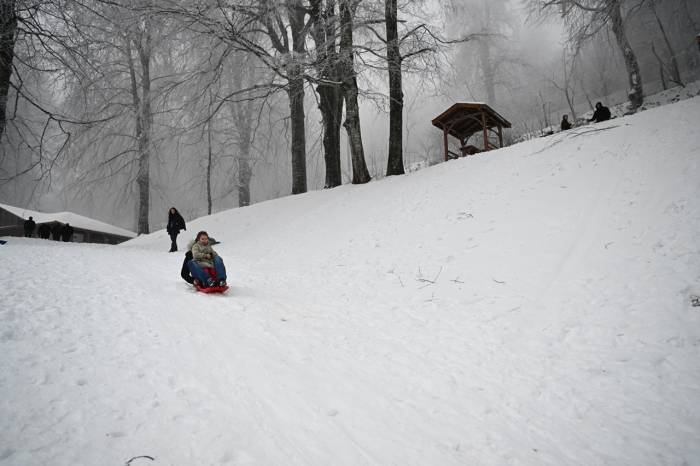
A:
[126,15,154,233]
[384,0,404,176]
[1,0,107,182]
[531,0,645,109]
[228,54,260,207]
[445,0,516,106]
[0,0,17,142]
[309,0,344,188]
[206,90,214,214]
[548,49,578,121]
[646,0,683,86]
[359,0,471,176]
[339,0,370,184]
[55,1,188,233]
[259,0,311,194]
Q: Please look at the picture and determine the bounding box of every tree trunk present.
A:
[562,53,576,121]
[318,84,343,187]
[385,0,404,176]
[230,55,255,207]
[651,42,668,90]
[137,34,151,235]
[478,39,496,105]
[0,0,17,142]
[231,94,254,207]
[649,1,683,86]
[339,0,370,184]
[287,64,307,194]
[128,23,152,235]
[206,106,213,215]
[608,0,643,109]
[237,137,253,207]
[679,0,699,74]
[478,0,496,105]
[310,0,343,188]
[288,0,308,194]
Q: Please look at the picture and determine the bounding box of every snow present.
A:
[1,96,700,466]
[0,202,136,238]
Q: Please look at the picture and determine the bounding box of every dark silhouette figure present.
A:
[38,223,51,239]
[589,102,611,123]
[23,217,36,237]
[560,115,572,131]
[181,249,195,284]
[61,223,74,242]
[51,223,62,241]
[167,207,186,252]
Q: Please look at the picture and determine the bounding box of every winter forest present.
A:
[1,0,699,233]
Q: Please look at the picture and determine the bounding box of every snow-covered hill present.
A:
[2,97,699,466]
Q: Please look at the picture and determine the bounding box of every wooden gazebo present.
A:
[432,103,511,161]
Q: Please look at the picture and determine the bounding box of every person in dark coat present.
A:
[23,217,36,237]
[38,223,51,239]
[181,249,196,285]
[589,102,611,123]
[560,114,572,131]
[167,207,186,252]
[61,223,74,242]
[51,223,62,241]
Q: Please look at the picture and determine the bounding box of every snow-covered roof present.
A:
[0,202,136,238]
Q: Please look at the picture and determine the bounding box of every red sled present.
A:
[194,266,229,294]
[194,284,229,294]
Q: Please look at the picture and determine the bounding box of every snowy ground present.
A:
[2,96,700,466]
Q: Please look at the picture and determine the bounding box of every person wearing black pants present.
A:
[166,207,186,252]
[23,217,36,237]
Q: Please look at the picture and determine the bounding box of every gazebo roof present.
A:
[432,103,511,140]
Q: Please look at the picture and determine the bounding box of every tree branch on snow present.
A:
[417,266,443,288]
[125,456,154,465]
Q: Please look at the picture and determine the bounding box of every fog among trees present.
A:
[1,0,698,232]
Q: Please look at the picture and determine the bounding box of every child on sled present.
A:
[188,231,227,288]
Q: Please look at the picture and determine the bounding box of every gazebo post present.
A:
[481,109,488,151]
[497,124,503,148]
[443,125,449,162]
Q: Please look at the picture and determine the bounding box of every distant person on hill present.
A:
[61,223,74,242]
[560,114,572,131]
[51,223,62,241]
[167,207,187,252]
[38,223,51,239]
[188,231,226,288]
[589,102,611,123]
[23,216,36,237]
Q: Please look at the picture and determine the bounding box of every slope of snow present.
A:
[1,97,699,466]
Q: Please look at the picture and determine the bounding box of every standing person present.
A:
[38,223,51,239]
[560,114,572,131]
[188,231,226,288]
[61,223,74,242]
[23,216,36,237]
[167,207,186,252]
[51,223,62,241]
[589,102,611,123]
